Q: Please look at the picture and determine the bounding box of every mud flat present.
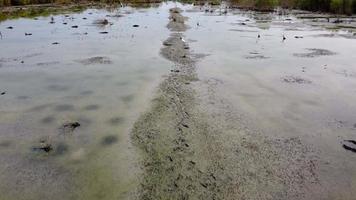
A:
[1,2,356,200]
[132,6,321,200]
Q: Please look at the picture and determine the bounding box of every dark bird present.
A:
[50,17,55,24]
[25,33,32,36]
[0,31,2,39]
[197,22,200,26]
[283,35,286,41]
[258,34,260,39]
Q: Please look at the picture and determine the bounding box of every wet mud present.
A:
[131,6,321,200]
[1,2,356,200]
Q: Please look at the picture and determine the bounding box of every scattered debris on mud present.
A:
[293,48,336,58]
[282,76,312,84]
[244,55,270,59]
[59,121,80,134]
[93,18,110,26]
[78,56,112,65]
[32,139,53,153]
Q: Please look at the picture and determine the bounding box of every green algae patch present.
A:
[0,4,86,22]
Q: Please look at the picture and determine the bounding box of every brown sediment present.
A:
[132,6,322,200]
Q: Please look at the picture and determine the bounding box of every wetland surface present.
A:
[1,2,356,200]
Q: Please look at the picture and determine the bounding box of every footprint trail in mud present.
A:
[132,7,207,199]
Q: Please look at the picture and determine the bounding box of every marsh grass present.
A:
[0,4,85,21]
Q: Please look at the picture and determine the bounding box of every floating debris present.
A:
[133,24,140,27]
[71,25,79,28]
[93,19,109,25]
[342,140,356,153]
[32,140,53,153]
[52,42,59,45]
[99,31,108,34]
[60,122,81,134]
[0,91,6,95]
[6,26,13,29]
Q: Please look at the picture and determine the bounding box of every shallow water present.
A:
[184,6,356,199]
[0,4,173,200]
[1,2,356,199]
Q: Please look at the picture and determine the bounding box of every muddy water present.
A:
[0,4,174,200]
[1,2,356,200]
[184,6,356,199]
